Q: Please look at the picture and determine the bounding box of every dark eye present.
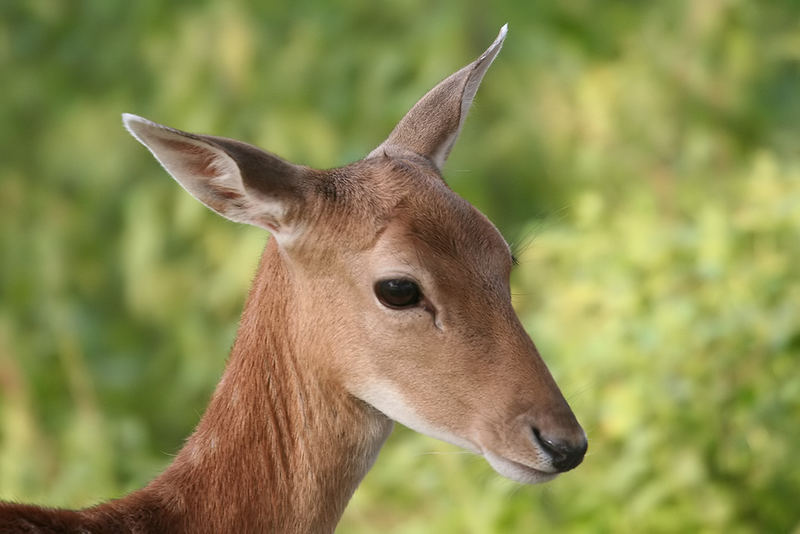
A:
[375,279,422,309]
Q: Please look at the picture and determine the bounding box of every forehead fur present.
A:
[399,186,511,281]
[322,156,510,277]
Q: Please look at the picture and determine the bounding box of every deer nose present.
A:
[532,427,588,472]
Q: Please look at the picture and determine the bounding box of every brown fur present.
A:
[0,237,391,533]
[1,26,586,533]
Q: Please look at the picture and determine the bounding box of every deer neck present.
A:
[132,238,393,533]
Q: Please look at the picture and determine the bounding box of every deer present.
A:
[0,25,586,533]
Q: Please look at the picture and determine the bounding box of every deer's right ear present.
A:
[123,113,311,244]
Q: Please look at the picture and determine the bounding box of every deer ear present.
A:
[368,24,507,170]
[123,114,311,244]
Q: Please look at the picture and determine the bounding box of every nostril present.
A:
[532,428,565,462]
[532,427,588,472]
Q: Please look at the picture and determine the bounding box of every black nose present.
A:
[532,428,588,472]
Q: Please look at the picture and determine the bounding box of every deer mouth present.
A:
[483,451,559,484]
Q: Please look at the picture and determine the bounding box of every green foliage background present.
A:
[1,1,799,532]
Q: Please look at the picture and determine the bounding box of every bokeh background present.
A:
[1,1,799,532]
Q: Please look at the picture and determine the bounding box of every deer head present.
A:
[123,24,586,486]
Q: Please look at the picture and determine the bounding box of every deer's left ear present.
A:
[368,24,507,170]
[123,114,314,245]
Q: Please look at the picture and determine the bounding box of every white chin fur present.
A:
[356,380,481,454]
[357,380,558,484]
[483,451,558,484]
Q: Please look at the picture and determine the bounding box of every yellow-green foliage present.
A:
[1,1,798,532]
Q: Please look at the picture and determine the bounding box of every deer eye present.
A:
[375,279,422,309]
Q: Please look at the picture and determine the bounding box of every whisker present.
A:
[509,483,526,498]
[417,450,475,456]
[564,380,596,401]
